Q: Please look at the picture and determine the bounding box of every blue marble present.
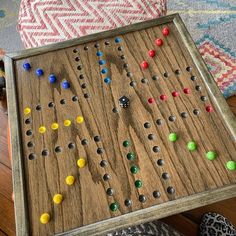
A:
[115,37,121,43]
[23,62,31,71]
[104,77,111,84]
[35,68,44,76]
[96,51,103,57]
[48,74,57,83]
[62,80,70,89]
[99,60,106,65]
[101,68,108,74]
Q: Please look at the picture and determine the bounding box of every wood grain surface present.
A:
[1,96,236,236]
[5,14,236,235]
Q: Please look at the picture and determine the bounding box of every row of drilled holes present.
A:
[143,120,175,196]
[27,96,205,120]
[27,136,102,160]
[73,49,91,99]
[73,41,112,53]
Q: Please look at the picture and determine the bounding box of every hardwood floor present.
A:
[0,87,235,235]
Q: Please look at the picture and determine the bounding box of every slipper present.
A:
[199,212,236,236]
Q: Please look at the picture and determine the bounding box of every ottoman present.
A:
[18,0,167,48]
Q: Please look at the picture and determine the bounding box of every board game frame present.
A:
[5,13,236,236]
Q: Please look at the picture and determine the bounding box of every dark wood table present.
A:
[0,92,236,236]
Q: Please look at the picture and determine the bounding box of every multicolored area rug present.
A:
[0,0,23,53]
[168,0,236,98]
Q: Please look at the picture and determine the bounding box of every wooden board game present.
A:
[5,14,236,236]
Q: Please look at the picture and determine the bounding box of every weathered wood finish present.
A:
[5,14,236,236]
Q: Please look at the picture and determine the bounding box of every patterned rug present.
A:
[0,0,23,53]
[168,0,236,98]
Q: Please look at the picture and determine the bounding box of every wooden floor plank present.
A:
[0,229,7,236]
[227,96,236,115]
[162,214,198,236]
[0,193,15,236]
[0,163,13,201]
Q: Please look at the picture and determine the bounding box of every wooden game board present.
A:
[5,14,236,236]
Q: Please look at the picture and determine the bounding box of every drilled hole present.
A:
[100,160,107,167]
[120,55,125,60]
[55,146,62,153]
[163,72,168,78]
[195,85,201,91]
[157,159,164,166]
[84,93,90,99]
[153,191,161,198]
[75,57,80,62]
[97,148,104,154]
[148,134,155,140]
[141,78,148,84]
[193,109,200,115]
[25,118,32,125]
[186,66,192,72]
[106,188,114,196]
[117,46,122,51]
[36,105,41,111]
[201,96,207,101]
[94,43,99,48]
[123,63,128,69]
[60,99,66,105]
[73,49,78,53]
[68,143,75,149]
[77,65,82,70]
[28,153,36,160]
[167,186,175,194]
[48,102,55,108]
[168,115,176,122]
[138,195,146,203]
[180,112,188,118]
[104,41,110,46]
[124,199,132,207]
[79,74,84,79]
[42,149,49,157]
[127,72,132,77]
[162,172,169,180]
[84,46,88,50]
[94,136,101,142]
[156,119,163,126]
[72,96,78,102]
[103,173,110,181]
[144,122,151,128]
[81,83,86,89]
[130,81,136,87]
[112,108,118,113]
[81,139,88,145]
[152,75,159,80]
[152,146,160,153]
[27,141,34,148]
[175,69,180,75]
[26,130,33,136]
[191,76,197,81]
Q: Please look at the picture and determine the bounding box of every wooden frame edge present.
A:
[6,14,179,60]
[5,55,29,236]
[173,15,236,141]
[57,185,236,236]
